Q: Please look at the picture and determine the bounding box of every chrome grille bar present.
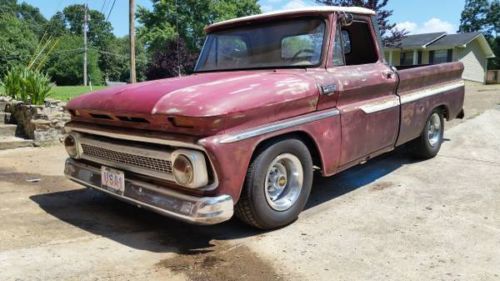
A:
[79,135,174,181]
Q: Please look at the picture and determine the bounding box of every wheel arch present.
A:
[435,104,450,120]
[251,131,324,172]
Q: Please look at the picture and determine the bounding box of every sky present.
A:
[23,0,466,37]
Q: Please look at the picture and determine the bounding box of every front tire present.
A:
[235,138,313,230]
[411,109,444,159]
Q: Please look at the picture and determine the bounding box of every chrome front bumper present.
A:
[64,159,234,225]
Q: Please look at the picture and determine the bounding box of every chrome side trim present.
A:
[65,124,219,191]
[219,109,341,144]
[400,80,464,105]
[65,159,233,225]
[359,97,400,114]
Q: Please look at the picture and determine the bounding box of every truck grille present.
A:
[81,144,173,174]
[78,134,175,181]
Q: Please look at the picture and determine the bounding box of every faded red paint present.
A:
[65,9,465,203]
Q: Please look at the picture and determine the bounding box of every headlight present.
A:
[64,133,82,159]
[171,149,208,188]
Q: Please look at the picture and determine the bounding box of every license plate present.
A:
[101,166,125,194]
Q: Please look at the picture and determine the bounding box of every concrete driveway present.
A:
[0,96,499,280]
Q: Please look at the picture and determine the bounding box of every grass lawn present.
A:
[49,86,107,101]
[0,85,107,101]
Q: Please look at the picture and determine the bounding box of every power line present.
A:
[100,0,108,13]
[106,0,117,21]
[90,48,147,63]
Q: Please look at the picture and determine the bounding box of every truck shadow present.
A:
[24,146,420,254]
[306,146,416,209]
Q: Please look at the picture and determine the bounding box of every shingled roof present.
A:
[430,32,483,47]
[386,31,495,58]
[398,32,446,48]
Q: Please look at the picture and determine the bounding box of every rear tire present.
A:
[411,109,444,159]
[235,138,313,230]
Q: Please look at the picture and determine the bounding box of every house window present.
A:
[430,49,453,64]
[400,51,414,66]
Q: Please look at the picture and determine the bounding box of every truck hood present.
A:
[67,70,319,134]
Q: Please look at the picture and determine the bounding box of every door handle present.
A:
[320,84,337,96]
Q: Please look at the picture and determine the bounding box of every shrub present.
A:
[1,66,52,105]
[24,70,52,105]
[2,66,28,101]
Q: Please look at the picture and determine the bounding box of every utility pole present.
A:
[129,0,137,83]
[83,3,88,86]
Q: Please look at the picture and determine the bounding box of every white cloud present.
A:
[395,21,418,34]
[283,0,307,10]
[395,18,457,35]
[421,18,456,34]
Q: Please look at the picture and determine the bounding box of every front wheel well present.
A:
[251,131,323,171]
[435,104,450,120]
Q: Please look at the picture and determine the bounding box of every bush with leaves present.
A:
[2,66,28,101]
[1,66,52,105]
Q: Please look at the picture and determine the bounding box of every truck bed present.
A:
[395,62,465,146]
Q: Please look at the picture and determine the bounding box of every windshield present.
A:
[195,18,326,72]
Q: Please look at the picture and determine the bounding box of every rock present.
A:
[1,97,71,146]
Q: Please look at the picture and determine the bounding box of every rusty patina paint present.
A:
[65,9,465,204]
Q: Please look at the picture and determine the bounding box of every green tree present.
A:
[0,15,38,78]
[459,0,490,35]
[459,0,499,69]
[101,36,148,82]
[137,0,261,78]
[489,0,499,35]
[47,4,118,81]
[0,0,47,38]
[44,35,103,86]
[45,11,68,37]
[16,2,48,37]
[487,0,499,69]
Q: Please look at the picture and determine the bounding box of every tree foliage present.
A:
[46,4,118,82]
[106,36,148,82]
[459,0,500,69]
[145,37,198,80]
[315,0,407,47]
[0,14,38,78]
[44,35,103,86]
[138,0,261,51]
[0,0,47,37]
[459,0,491,35]
[137,0,261,79]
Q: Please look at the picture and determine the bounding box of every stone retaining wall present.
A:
[1,96,70,146]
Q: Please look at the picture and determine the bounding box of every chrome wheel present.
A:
[264,153,304,211]
[427,112,442,147]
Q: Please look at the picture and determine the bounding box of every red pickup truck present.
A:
[64,7,465,229]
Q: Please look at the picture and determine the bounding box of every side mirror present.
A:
[339,12,353,27]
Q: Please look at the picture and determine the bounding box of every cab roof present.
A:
[205,6,376,32]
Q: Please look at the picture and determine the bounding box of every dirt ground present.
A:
[0,84,499,281]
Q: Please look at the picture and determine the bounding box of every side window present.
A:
[341,30,352,54]
[339,20,379,66]
[332,28,345,66]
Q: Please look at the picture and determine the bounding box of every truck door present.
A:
[319,15,400,168]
